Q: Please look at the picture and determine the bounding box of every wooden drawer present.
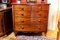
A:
[13,5,31,11]
[15,18,41,25]
[30,18,40,21]
[40,24,47,31]
[15,25,41,32]
[32,6,42,11]
[38,18,48,24]
[42,5,49,10]
[15,18,31,22]
[37,18,48,24]
[40,18,48,21]
[32,11,48,18]
[14,11,31,17]
[15,21,31,25]
[38,11,48,18]
[30,18,47,22]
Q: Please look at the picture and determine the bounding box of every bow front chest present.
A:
[12,3,50,35]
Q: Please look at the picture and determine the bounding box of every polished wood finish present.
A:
[12,4,50,35]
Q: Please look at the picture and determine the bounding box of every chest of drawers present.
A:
[12,4,50,35]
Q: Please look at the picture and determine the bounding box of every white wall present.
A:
[58,0,60,21]
[48,0,59,30]
[58,0,60,10]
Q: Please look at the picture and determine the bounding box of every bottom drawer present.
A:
[40,24,47,31]
[15,25,41,32]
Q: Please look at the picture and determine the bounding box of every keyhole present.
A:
[22,8,24,10]
[38,14,41,16]
[21,14,24,16]
[21,21,24,23]
[22,27,24,29]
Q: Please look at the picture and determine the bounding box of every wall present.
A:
[48,0,59,30]
[58,0,60,19]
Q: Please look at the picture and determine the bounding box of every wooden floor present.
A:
[46,28,58,38]
[0,32,57,40]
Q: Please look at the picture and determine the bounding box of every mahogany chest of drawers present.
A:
[12,3,50,35]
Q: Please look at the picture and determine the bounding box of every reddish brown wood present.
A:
[12,4,50,35]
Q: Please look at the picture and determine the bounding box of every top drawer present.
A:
[42,5,49,10]
[32,5,42,11]
[12,5,31,11]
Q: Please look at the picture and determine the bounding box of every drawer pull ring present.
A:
[22,28,24,29]
[21,14,24,16]
[38,14,41,16]
[21,21,24,23]
[22,8,24,10]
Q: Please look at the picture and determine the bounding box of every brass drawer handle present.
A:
[22,27,24,29]
[43,16,47,18]
[37,11,40,12]
[21,14,24,16]
[21,8,24,10]
[38,14,41,16]
[21,21,24,23]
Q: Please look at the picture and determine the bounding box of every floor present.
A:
[0,30,58,40]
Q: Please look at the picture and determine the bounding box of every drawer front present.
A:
[15,18,48,25]
[42,5,49,10]
[15,18,40,25]
[40,18,48,21]
[15,18,31,22]
[13,5,31,11]
[32,11,48,18]
[40,18,48,24]
[14,11,31,17]
[37,18,48,24]
[32,6,42,11]
[15,21,31,25]
[15,18,47,22]
[40,24,47,31]
[38,11,48,18]
[30,18,48,22]
[15,25,41,31]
